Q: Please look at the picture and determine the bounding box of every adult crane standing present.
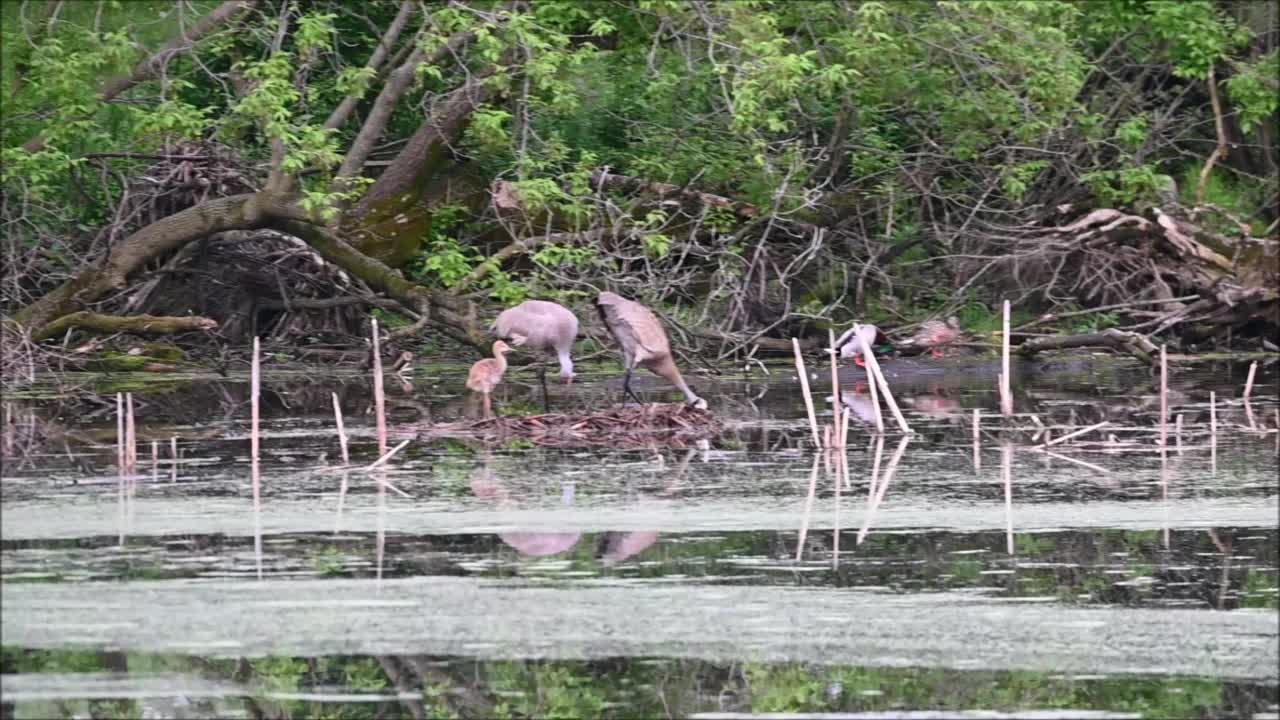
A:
[595,291,707,410]
[491,300,579,411]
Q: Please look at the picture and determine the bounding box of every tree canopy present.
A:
[1,0,1276,360]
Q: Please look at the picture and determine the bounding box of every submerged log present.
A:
[1018,329,1160,364]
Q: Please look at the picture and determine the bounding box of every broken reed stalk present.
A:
[331,392,350,465]
[972,409,981,472]
[1043,421,1109,447]
[1001,300,1012,417]
[367,438,411,471]
[371,318,388,457]
[151,441,158,483]
[1210,390,1217,473]
[858,435,909,545]
[853,323,884,434]
[251,336,261,510]
[858,338,909,433]
[115,393,125,478]
[1032,447,1111,475]
[1159,345,1168,447]
[839,389,852,448]
[795,453,821,562]
[125,392,136,475]
[828,329,842,448]
[1001,442,1013,555]
[1175,413,1184,454]
[832,451,842,570]
[1242,360,1258,430]
[792,338,821,448]
[169,436,178,483]
[1160,443,1170,550]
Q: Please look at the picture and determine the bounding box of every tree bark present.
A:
[351,63,508,222]
[21,0,259,153]
[322,0,418,133]
[333,23,476,183]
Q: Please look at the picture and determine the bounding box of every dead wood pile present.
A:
[421,404,721,448]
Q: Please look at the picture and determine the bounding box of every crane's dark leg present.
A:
[536,364,550,413]
[622,366,644,406]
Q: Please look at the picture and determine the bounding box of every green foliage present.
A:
[1001,161,1048,204]
[312,546,346,576]
[1178,162,1270,235]
[486,661,609,719]
[1114,115,1150,150]
[371,308,412,328]
[1226,50,1280,133]
[409,205,475,288]
[1081,164,1163,207]
[3,0,1274,330]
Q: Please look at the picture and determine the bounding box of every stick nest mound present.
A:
[423,404,721,448]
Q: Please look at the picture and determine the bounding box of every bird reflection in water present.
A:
[903,388,962,422]
[470,448,699,562]
[470,463,581,557]
[842,385,961,424]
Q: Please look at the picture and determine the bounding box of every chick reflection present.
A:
[469,464,581,557]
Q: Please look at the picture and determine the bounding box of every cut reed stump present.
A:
[419,404,721,449]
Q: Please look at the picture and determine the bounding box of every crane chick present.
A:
[466,340,513,418]
[595,291,707,410]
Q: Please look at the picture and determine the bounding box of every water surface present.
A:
[3,355,1278,718]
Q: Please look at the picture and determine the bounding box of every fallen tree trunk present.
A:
[1018,329,1160,364]
[12,193,284,331]
[34,312,217,341]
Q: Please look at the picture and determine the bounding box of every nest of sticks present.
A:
[422,403,721,448]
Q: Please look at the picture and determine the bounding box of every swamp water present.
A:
[1,356,1277,719]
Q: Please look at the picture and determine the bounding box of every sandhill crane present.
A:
[901,316,962,358]
[834,324,882,367]
[466,340,513,418]
[491,300,579,411]
[595,291,707,409]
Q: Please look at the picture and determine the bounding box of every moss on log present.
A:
[34,312,217,341]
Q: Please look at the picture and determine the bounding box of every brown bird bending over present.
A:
[595,291,707,410]
[466,340,513,418]
[491,300,579,411]
[901,316,962,358]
